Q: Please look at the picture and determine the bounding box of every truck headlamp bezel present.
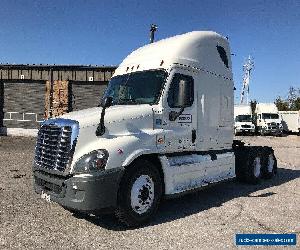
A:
[72,149,109,174]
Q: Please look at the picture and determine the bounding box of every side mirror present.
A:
[103,96,113,108]
[176,80,192,108]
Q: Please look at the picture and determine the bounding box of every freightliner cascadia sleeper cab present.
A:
[33,31,277,227]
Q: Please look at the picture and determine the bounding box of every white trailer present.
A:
[255,103,283,136]
[33,31,277,227]
[234,104,255,135]
[279,111,300,134]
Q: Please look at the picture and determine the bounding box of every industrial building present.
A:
[0,64,116,132]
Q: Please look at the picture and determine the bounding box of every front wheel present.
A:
[115,159,162,227]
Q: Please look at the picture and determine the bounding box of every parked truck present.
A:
[33,31,277,227]
[234,104,255,135]
[279,110,300,135]
[255,103,283,136]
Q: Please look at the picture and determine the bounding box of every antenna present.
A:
[240,55,254,104]
[149,24,158,43]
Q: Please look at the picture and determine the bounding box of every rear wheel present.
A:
[245,148,263,184]
[234,148,248,182]
[235,147,263,184]
[115,159,162,227]
[261,147,277,179]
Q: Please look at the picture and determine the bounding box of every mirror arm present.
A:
[169,107,185,121]
[95,96,113,136]
[96,107,106,136]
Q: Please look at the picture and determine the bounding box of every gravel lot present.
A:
[0,135,299,249]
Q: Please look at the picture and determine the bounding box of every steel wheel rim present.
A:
[130,175,154,214]
[253,156,261,178]
[267,154,275,173]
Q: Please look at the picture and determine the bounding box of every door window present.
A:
[167,73,194,108]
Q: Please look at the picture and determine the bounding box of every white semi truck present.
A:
[255,103,283,136]
[279,110,300,135]
[234,104,255,135]
[33,31,277,227]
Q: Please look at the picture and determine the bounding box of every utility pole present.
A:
[240,56,254,104]
[49,68,54,118]
[0,81,4,127]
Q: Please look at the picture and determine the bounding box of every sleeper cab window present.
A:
[167,73,194,108]
[217,45,229,68]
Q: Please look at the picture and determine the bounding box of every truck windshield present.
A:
[235,115,252,122]
[262,113,279,119]
[101,70,167,105]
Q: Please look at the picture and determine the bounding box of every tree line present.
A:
[274,86,300,111]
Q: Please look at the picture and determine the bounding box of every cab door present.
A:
[162,68,197,153]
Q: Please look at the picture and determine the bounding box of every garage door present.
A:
[71,83,107,111]
[3,82,45,129]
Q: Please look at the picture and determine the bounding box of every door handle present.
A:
[192,129,196,143]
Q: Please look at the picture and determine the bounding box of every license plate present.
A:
[41,191,51,202]
[244,130,249,132]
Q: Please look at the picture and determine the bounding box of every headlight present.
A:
[72,149,109,173]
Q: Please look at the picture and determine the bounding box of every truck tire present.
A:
[63,206,86,217]
[235,147,263,184]
[245,147,264,184]
[115,159,162,227]
[261,147,277,179]
[234,148,248,182]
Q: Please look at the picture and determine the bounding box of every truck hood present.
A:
[60,107,101,128]
[60,105,154,135]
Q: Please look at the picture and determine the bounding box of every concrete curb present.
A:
[0,127,38,137]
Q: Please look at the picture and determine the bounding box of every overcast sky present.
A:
[0,0,299,103]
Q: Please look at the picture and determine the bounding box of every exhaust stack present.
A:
[149,24,158,43]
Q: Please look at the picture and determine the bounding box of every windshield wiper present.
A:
[118,98,137,104]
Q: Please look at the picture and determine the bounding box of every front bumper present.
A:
[235,128,255,133]
[33,167,124,213]
[262,127,283,135]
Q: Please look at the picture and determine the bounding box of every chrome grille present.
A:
[267,122,278,130]
[241,124,251,128]
[34,124,72,172]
